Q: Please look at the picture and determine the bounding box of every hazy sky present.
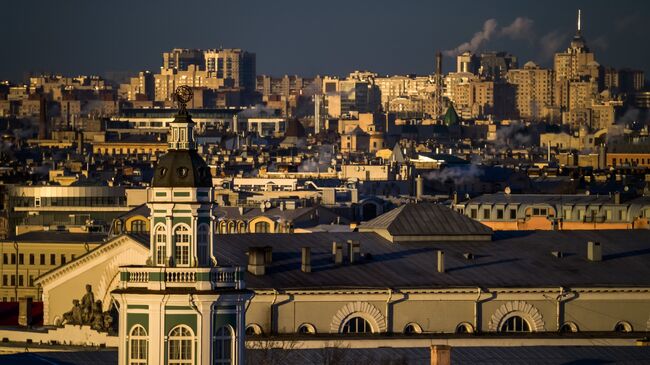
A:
[1,0,648,82]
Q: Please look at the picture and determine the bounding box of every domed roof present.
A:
[152,149,213,188]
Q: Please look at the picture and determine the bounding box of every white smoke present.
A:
[238,104,277,118]
[444,19,499,57]
[538,31,566,61]
[495,122,531,147]
[424,164,484,185]
[444,17,534,57]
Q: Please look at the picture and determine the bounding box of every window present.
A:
[341,316,372,334]
[168,326,193,365]
[129,325,148,365]
[614,321,632,333]
[197,224,209,266]
[532,208,547,216]
[297,324,316,335]
[500,316,531,332]
[29,276,34,287]
[456,323,474,334]
[213,326,233,364]
[497,209,504,219]
[510,209,517,219]
[11,254,15,265]
[560,322,578,333]
[40,254,45,265]
[482,209,490,219]
[2,254,6,265]
[50,254,56,265]
[10,275,15,286]
[470,209,477,219]
[19,254,24,265]
[2,275,7,286]
[131,220,147,233]
[403,323,422,335]
[254,221,270,233]
[174,225,191,266]
[61,254,66,265]
[29,254,34,265]
[155,226,167,266]
[245,324,263,336]
[18,275,23,287]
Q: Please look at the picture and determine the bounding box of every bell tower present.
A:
[112,86,249,365]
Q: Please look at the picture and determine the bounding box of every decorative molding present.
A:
[330,301,387,334]
[488,300,545,332]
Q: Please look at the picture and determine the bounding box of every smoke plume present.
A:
[444,17,534,57]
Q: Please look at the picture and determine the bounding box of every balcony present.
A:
[119,266,245,291]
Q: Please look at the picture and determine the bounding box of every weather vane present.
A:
[174,85,193,114]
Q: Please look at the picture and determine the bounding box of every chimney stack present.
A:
[613,191,621,204]
[247,247,266,275]
[301,247,311,273]
[437,250,445,273]
[347,240,360,263]
[430,345,451,365]
[333,242,343,265]
[416,175,423,199]
[587,241,602,262]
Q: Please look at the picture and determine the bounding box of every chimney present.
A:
[347,240,360,263]
[416,175,423,199]
[430,345,451,365]
[613,191,621,204]
[587,241,602,262]
[452,191,458,205]
[437,250,445,273]
[301,247,311,273]
[247,247,266,275]
[333,242,343,265]
[350,188,359,204]
[238,206,245,215]
[264,246,273,264]
[18,297,33,327]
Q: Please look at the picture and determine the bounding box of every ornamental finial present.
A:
[174,85,193,115]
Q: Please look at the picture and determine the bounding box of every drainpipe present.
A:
[270,289,278,334]
[385,288,393,334]
[474,287,483,332]
[555,287,565,331]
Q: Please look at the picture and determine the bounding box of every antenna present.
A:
[577,9,581,33]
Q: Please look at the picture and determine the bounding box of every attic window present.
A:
[177,167,188,178]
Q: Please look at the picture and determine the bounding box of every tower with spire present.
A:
[112,86,250,365]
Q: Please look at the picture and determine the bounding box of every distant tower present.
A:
[112,86,250,365]
[434,51,444,119]
[314,94,322,134]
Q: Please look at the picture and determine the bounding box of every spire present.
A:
[577,9,581,34]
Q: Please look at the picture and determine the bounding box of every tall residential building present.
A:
[506,62,555,120]
[203,49,256,93]
[162,48,205,71]
[478,51,518,81]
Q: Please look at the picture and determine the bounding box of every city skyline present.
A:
[1,0,649,82]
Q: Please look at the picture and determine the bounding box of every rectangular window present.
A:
[50,254,56,265]
[10,275,15,286]
[2,275,7,286]
[2,254,7,265]
[18,275,23,287]
[29,254,34,265]
[483,209,490,219]
[11,254,15,265]
[470,209,477,219]
[29,276,34,287]
[61,254,66,265]
[497,209,504,219]
[40,254,45,265]
[510,209,517,219]
[19,254,24,265]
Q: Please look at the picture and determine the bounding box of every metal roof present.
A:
[466,192,621,205]
[359,203,493,237]
[5,231,107,244]
[213,230,650,290]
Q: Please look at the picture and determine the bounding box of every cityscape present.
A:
[1,1,650,364]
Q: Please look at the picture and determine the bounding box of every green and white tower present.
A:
[112,86,249,365]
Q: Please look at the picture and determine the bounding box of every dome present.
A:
[151,149,213,188]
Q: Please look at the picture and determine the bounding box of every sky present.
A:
[1,0,648,82]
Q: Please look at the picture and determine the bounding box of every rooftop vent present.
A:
[247,247,266,276]
[551,251,564,258]
[437,250,445,273]
[587,241,602,262]
[462,252,474,260]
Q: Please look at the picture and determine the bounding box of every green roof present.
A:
[443,104,460,126]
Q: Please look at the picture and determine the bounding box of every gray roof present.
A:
[359,203,493,237]
[5,231,107,244]
[213,230,650,290]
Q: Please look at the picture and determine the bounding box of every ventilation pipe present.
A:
[301,247,311,273]
[437,250,445,273]
[587,241,602,262]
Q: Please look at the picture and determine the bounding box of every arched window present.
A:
[168,325,193,365]
[227,221,236,234]
[237,221,247,233]
[218,221,227,234]
[456,323,474,334]
[131,219,147,233]
[403,323,422,335]
[114,220,123,234]
[614,321,633,333]
[213,325,233,365]
[129,325,148,365]
[254,221,270,233]
[297,323,316,335]
[560,322,579,333]
[155,225,167,266]
[245,324,263,336]
[174,225,191,267]
[500,315,531,333]
[341,316,372,334]
[197,224,209,266]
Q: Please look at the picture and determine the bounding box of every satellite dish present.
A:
[624,186,629,192]
[504,187,511,195]
[265,201,271,209]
